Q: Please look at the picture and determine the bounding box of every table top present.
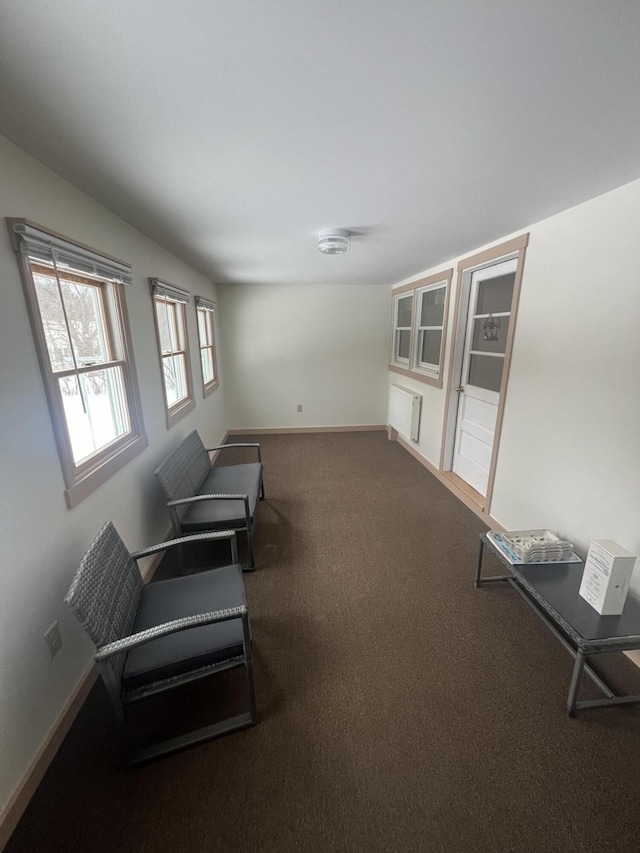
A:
[481,533,640,648]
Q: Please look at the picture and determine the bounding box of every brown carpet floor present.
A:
[7,431,640,853]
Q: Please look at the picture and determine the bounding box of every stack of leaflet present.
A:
[501,530,574,563]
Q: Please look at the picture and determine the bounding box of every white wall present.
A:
[390,178,640,590]
[0,135,228,819]
[218,282,390,429]
[4,124,639,837]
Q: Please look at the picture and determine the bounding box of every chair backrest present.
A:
[154,430,212,524]
[65,522,144,681]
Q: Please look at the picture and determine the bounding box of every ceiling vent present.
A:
[318,229,350,255]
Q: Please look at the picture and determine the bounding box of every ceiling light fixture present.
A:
[318,229,350,255]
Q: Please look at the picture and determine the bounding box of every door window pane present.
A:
[471,316,510,354]
[468,354,504,392]
[475,273,515,315]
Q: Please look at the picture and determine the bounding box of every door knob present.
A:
[455,386,465,393]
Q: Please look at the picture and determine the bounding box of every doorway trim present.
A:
[439,233,529,515]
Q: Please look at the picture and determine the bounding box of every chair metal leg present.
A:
[241,509,257,572]
[242,614,257,722]
[230,534,239,566]
[126,712,255,767]
[244,527,256,571]
[123,651,257,767]
[98,664,129,767]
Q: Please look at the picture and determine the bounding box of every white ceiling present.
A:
[1,1,639,286]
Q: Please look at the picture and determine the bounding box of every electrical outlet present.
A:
[45,621,62,659]
[297,404,303,413]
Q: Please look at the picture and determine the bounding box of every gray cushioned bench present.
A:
[155,430,264,569]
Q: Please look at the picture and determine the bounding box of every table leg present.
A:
[566,650,587,716]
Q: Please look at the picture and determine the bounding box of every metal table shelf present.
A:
[476,532,640,715]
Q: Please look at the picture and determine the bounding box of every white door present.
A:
[451,260,516,495]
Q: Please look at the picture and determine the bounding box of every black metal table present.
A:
[476,532,640,715]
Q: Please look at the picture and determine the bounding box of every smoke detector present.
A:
[318,229,350,255]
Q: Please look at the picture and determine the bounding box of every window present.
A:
[413,281,447,377]
[195,296,218,396]
[389,268,453,388]
[392,293,413,366]
[151,280,195,427]
[8,219,147,508]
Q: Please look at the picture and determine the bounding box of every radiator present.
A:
[388,384,422,442]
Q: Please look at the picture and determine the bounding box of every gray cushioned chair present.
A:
[65,522,256,766]
[155,431,264,570]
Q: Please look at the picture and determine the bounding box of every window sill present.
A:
[202,379,219,399]
[64,432,149,509]
[389,363,443,389]
[166,397,196,429]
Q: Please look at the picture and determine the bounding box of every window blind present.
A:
[195,296,216,312]
[151,279,190,304]
[13,222,133,285]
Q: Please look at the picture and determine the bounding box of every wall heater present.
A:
[388,384,422,442]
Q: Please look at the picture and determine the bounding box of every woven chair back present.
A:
[154,430,212,523]
[65,522,144,681]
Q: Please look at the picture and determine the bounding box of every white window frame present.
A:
[150,279,195,428]
[412,280,448,379]
[391,292,414,366]
[389,268,453,389]
[7,218,148,508]
[195,296,219,397]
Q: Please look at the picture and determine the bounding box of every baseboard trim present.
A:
[0,528,170,850]
[394,432,504,531]
[226,425,386,435]
[440,470,485,510]
[0,662,97,850]
[625,650,640,669]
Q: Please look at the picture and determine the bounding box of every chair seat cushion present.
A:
[122,564,247,691]
[181,462,262,532]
